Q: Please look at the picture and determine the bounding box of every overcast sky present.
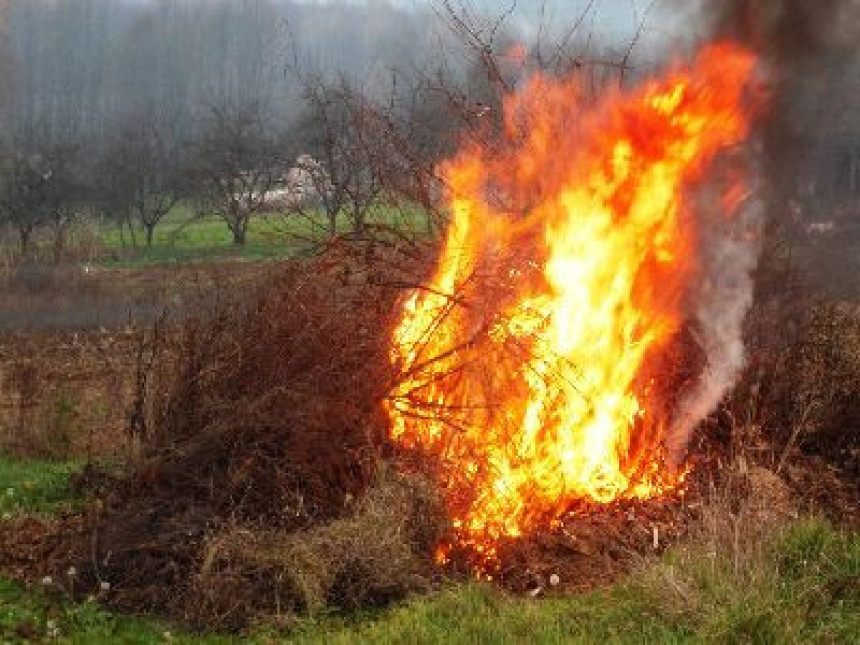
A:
[122,0,673,39]
[413,0,685,54]
[119,0,686,58]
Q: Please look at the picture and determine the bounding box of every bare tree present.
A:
[0,147,50,254]
[288,76,385,237]
[37,140,87,259]
[0,138,87,258]
[97,118,185,246]
[186,104,287,245]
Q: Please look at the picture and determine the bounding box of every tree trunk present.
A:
[52,222,67,263]
[145,223,155,246]
[18,228,31,256]
[352,208,365,236]
[127,216,138,247]
[328,210,337,236]
[232,219,247,245]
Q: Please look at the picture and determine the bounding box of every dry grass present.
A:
[23,253,421,627]
[0,258,284,460]
[188,467,445,629]
[612,458,859,643]
[2,233,858,638]
[0,329,142,460]
[726,295,860,481]
[628,460,797,621]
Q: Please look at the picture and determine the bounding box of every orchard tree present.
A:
[0,148,50,254]
[97,118,185,246]
[187,104,286,245]
[291,76,385,237]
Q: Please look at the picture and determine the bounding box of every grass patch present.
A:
[99,207,301,267]
[287,584,690,644]
[289,518,859,644]
[98,203,431,268]
[0,577,229,644]
[1,456,856,644]
[4,526,856,645]
[0,456,82,517]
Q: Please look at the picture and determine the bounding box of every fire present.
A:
[386,43,759,563]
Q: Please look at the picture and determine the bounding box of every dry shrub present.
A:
[1,359,79,459]
[735,298,860,476]
[786,303,860,462]
[0,330,142,460]
[187,467,445,630]
[630,459,797,619]
[136,259,397,526]
[69,253,435,625]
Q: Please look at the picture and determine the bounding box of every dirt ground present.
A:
[0,260,281,332]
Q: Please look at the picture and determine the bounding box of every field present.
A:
[1,205,858,644]
[97,204,430,268]
[1,455,857,643]
[4,0,860,639]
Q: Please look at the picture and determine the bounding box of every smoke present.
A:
[668,189,764,460]
[686,0,860,201]
[665,1,860,460]
[698,0,859,63]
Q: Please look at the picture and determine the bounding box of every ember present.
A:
[386,43,760,566]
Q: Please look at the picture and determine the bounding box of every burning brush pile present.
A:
[13,25,860,631]
[386,43,763,569]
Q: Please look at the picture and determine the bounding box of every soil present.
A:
[0,260,290,458]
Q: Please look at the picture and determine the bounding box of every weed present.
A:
[0,463,856,645]
[0,456,81,517]
[0,577,226,644]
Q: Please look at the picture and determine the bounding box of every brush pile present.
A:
[31,246,447,629]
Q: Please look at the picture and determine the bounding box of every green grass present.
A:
[0,578,210,644]
[289,518,860,644]
[0,456,82,517]
[287,584,690,644]
[98,203,431,268]
[2,455,857,642]
[2,515,856,643]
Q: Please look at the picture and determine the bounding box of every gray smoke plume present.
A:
[701,0,858,62]
[687,0,860,204]
[665,0,860,460]
[668,186,764,460]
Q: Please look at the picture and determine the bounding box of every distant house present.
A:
[263,155,331,210]
[806,220,836,236]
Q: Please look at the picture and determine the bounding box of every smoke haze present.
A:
[665,0,860,459]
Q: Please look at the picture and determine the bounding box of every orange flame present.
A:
[386,43,759,563]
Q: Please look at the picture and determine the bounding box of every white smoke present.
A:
[666,181,764,461]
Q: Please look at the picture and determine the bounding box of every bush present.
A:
[629,462,860,644]
[730,298,860,477]
[67,256,430,626]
